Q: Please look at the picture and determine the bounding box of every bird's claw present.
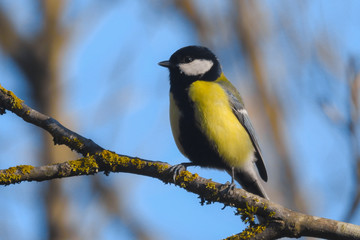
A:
[167,164,187,183]
[225,181,236,195]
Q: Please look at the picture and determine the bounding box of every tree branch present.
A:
[0,84,102,155]
[1,84,359,240]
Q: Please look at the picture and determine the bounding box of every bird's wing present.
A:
[219,81,268,182]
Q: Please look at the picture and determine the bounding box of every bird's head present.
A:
[159,46,222,84]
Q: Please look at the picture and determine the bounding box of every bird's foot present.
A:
[225,181,236,196]
[167,163,191,183]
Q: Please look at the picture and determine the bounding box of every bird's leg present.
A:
[226,167,236,195]
[168,162,195,182]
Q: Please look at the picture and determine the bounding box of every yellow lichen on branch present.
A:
[61,136,84,150]
[148,162,168,173]
[69,155,99,175]
[226,224,266,240]
[0,84,24,110]
[131,158,146,169]
[176,170,199,188]
[237,202,259,224]
[206,181,217,191]
[100,150,131,171]
[0,165,34,184]
[99,150,162,172]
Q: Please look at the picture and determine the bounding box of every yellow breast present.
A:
[188,80,254,167]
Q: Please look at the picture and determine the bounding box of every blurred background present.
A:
[0,0,360,239]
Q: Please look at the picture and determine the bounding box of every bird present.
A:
[158,46,268,199]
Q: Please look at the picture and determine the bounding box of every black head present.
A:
[159,46,222,85]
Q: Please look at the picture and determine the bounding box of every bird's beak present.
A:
[158,60,172,68]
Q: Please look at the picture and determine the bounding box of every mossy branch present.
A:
[1,84,360,240]
[0,84,102,155]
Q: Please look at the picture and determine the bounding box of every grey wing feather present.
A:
[227,90,268,182]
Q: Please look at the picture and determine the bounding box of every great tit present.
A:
[158,46,268,199]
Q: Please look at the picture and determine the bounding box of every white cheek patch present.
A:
[178,59,214,76]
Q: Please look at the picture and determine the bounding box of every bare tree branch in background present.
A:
[173,0,209,43]
[344,58,360,221]
[92,178,153,240]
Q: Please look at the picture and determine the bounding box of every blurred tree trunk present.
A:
[0,1,74,239]
[39,2,73,240]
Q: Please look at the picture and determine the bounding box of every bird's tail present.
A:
[227,167,269,200]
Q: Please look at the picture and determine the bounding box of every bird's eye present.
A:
[184,56,193,63]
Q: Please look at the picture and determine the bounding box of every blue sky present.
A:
[1,1,360,239]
